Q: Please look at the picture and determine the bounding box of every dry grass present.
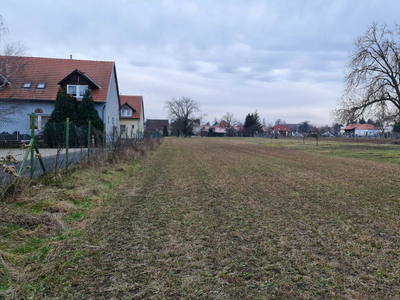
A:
[0,138,162,298]
[2,137,400,299]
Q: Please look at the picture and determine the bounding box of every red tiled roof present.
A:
[0,56,114,102]
[343,124,358,130]
[120,95,143,119]
[355,124,378,130]
[273,125,290,132]
[217,120,230,128]
[344,124,378,131]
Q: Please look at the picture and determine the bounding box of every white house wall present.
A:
[104,66,120,134]
[355,129,379,136]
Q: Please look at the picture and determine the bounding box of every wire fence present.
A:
[0,113,156,185]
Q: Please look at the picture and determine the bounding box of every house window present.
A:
[131,125,135,129]
[120,125,126,133]
[121,108,132,117]
[36,82,46,89]
[30,114,50,130]
[112,117,114,125]
[108,116,109,123]
[22,82,32,88]
[67,85,88,98]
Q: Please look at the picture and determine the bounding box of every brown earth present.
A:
[12,138,400,299]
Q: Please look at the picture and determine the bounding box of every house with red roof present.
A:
[343,123,380,136]
[273,124,290,136]
[354,124,380,136]
[0,56,120,135]
[343,124,358,135]
[208,120,237,137]
[119,95,144,137]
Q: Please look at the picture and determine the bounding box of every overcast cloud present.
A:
[1,0,398,125]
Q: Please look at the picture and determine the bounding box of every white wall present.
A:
[355,129,380,136]
[104,65,120,135]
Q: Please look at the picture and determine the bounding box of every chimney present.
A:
[70,54,72,60]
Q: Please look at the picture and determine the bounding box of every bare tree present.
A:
[164,97,202,137]
[0,15,28,90]
[0,15,29,122]
[334,23,400,123]
[0,15,8,38]
[222,111,237,136]
[375,102,393,135]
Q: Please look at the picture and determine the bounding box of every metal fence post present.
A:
[66,118,69,170]
[30,113,35,178]
[88,121,92,160]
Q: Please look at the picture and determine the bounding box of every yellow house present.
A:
[119,95,144,138]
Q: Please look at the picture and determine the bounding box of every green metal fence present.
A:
[0,113,149,184]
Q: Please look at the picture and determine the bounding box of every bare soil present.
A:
[7,137,400,299]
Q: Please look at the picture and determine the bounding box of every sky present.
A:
[1,0,399,126]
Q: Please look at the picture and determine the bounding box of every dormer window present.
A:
[121,108,132,117]
[67,84,88,98]
[22,82,32,88]
[37,82,46,89]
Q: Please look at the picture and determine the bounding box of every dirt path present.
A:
[20,138,400,299]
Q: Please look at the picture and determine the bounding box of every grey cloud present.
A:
[2,0,400,125]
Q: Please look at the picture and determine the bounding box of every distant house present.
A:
[354,124,380,136]
[273,125,290,136]
[119,95,144,137]
[0,56,120,135]
[343,123,380,136]
[192,124,202,136]
[343,124,358,135]
[208,126,226,137]
[384,125,393,133]
[286,124,299,134]
[208,120,235,137]
[146,119,169,134]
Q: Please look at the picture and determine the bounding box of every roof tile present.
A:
[120,95,143,119]
[0,56,114,102]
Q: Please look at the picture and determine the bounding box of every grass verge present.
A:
[0,138,161,299]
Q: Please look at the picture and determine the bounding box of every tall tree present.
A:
[243,111,263,137]
[374,102,393,134]
[0,15,28,91]
[0,15,29,122]
[298,121,311,134]
[44,87,78,147]
[222,111,237,136]
[332,123,342,135]
[164,97,202,137]
[47,87,78,123]
[163,124,169,136]
[334,23,400,124]
[77,89,103,131]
